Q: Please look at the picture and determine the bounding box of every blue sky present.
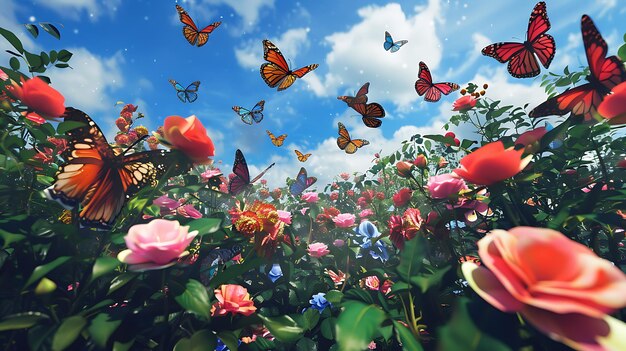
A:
[2,0,624,189]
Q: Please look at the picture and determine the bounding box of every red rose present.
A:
[452,95,477,112]
[392,188,412,207]
[598,81,626,125]
[453,141,531,185]
[12,77,65,119]
[163,115,215,163]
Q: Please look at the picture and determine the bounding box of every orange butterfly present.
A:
[337,122,369,154]
[260,39,319,91]
[350,102,385,128]
[338,82,369,107]
[294,150,312,162]
[176,5,221,47]
[266,130,287,147]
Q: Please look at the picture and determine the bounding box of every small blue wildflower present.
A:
[309,292,331,313]
[353,220,389,262]
[268,263,283,283]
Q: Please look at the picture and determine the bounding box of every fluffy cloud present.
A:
[180,0,274,29]
[32,0,121,20]
[234,27,311,69]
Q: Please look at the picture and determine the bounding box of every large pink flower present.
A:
[427,173,468,199]
[307,242,330,258]
[211,284,257,317]
[301,192,319,203]
[277,210,292,224]
[462,227,626,350]
[333,213,356,228]
[454,141,532,185]
[117,219,198,271]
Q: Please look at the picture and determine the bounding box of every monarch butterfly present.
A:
[176,4,221,47]
[260,39,319,91]
[350,102,385,128]
[481,2,555,78]
[529,15,626,121]
[414,62,459,102]
[337,122,369,154]
[233,100,265,125]
[289,167,317,196]
[338,82,369,107]
[229,149,275,195]
[169,79,200,103]
[44,108,191,228]
[383,31,408,53]
[266,130,287,147]
[294,149,312,162]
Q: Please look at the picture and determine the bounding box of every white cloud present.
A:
[234,27,311,69]
[182,0,273,29]
[311,0,443,109]
[32,0,121,20]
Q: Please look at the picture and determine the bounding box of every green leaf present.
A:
[0,312,49,331]
[36,174,55,186]
[174,330,217,351]
[172,279,211,319]
[49,50,58,62]
[393,321,424,351]
[320,317,336,340]
[187,217,222,236]
[108,272,136,295]
[619,43,626,62]
[258,314,304,343]
[54,63,70,69]
[9,56,19,70]
[91,257,120,283]
[0,228,25,248]
[25,51,43,72]
[396,236,427,283]
[34,277,57,295]
[302,308,321,331]
[324,289,344,304]
[40,23,61,40]
[24,256,71,289]
[57,120,86,134]
[336,301,386,351]
[208,257,263,289]
[88,312,124,349]
[25,23,39,38]
[0,27,25,54]
[40,51,50,66]
[411,266,452,293]
[52,316,87,351]
[217,331,239,351]
[57,49,73,62]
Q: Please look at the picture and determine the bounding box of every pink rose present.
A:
[462,227,626,350]
[117,219,198,271]
[452,95,477,112]
[307,242,330,258]
[153,194,179,213]
[177,204,203,219]
[427,173,468,199]
[364,276,380,290]
[332,213,356,228]
[301,192,319,203]
[211,284,257,317]
[359,209,374,218]
[277,210,292,225]
[200,168,223,181]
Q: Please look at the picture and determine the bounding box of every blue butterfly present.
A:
[232,100,265,125]
[383,31,408,53]
[169,79,200,103]
[289,167,317,196]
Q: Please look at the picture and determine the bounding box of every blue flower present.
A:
[268,263,283,283]
[309,292,331,313]
[216,338,241,351]
[353,221,389,262]
[545,122,563,149]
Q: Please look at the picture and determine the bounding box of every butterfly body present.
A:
[414,61,459,102]
[338,82,369,106]
[169,79,200,103]
[337,122,369,154]
[260,39,319,91]
[383,31,408,53]
[228,149,275,195]
[176,4,221,47]
[266,130,287,146]
[289,167,317,196]
[233,100,265,124]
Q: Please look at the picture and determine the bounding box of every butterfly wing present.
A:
[383,31,394,51]
[250,163,275,184]
[233,106,253,125]
[266,130,287,147]
[195,22,221,47]
[176,5,220,47]
[294,150,311,162]
[337,122,370,154]
[338,82,370,106]
[184,81,200,103]
[389,40,408,53]
[260,39,318,91]
[251,100,265,123]
[432,82,460,96]
[228,149,251,195]
[415,61,435,96]
[527,2,555,68]
[169,79,187,103]
[289,167,317,196]
[415,62,458,102]
[352,102,385,128]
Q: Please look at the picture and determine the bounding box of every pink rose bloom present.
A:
[452,95,477,112]
[153,195,179,211]
[277,210,292,225]
[200,168,223,181]
[330,192,339,201]
[359,209,374,218]
[427,173,468,199]
[177,204,202,219]
[333,213,356,228]
[364,276,380,290]
[0,68,8,81]
[462,227,626,351]
[340,172,350,180]
[117,219,198,271]
[301,192,319,203]
[307,242,330,258]
[211,284,257,317]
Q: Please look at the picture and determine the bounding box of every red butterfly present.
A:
[481,2,555,78]
[529,15,626,121]
[260,39,319,91]
[351,102,385,128]
[414,61,459,102]
[176,5,221,47]
[338,82,369,106]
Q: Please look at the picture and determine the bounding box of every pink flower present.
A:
[277,210,292,225]
[300,208,309,215]
[200,168,223,181]
[307,242,330,258]
[359,209,374,218]
[177,204,202,219]
[332,213,356,228]
[340,172,350,180]
[333,239,345,247]
[454,141,532,185]
[364,276,380,290]
[427,173,468,199]
[392,188,412,207]
[452,95,477,112]
[163,115,215,163]
[117,219,198,271]
[211,284,257,317]
[301,192,319,203]
[153,195,179,212]
[0,69,8,81]
[462,227,626,351]
[330,192,339,201]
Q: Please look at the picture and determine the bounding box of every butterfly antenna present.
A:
[122,135,149,155]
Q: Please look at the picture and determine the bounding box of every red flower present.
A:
[598,81,626,125]
[452,95,478,112]
[375,192,385,200]
[413,154,427,168]
[11,77,65,119]
[389,208,423,250]
[211,284,257,317]
[453,141,532,185]
[163,115,215,163]
[396,161,413,178]
[515,127,547,153]
[392,188,412,207]
[330,192,339,201]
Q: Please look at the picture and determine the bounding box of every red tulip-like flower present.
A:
[11,77,66,119]
[396,161,413,178]
[452,95,477,112]
[453,141,531,185]
[211,284,257,317]
[598,81,626,125]
[163,115,215,163]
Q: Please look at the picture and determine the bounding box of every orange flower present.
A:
[413,154,427,169]
[598,82,626,125]
[211,284,257,317]
[453,141,531,185]
[395,161,413,178]
[163,115,214,163]
[11,77,65,119]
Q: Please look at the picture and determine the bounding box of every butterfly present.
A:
[481,2,555,78]
[350,102,385,128]
[169,79,200,103]
[176,4,221,47]
[383,31,408,53]
[337,82,369,107]
[200,244,244,284]
[289,167,317,196]
[229,149,275,195]
[337,122,369,154]
[44,108,191,228]
[529,15,626,121]
[294,150,312,162]
[233,100,265,125]
[260,39,319,91]
[266,130,287,147]
[414,62,460,102]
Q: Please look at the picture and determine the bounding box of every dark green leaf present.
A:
[393,321,424,351]
[411,266,452,293]
[174,330,217,351]
[0,228,26,248]
[108,273,136,295]
[302,308,320,331]
[40,23,61,40]
[36,174,55,187]
[49,50,58,62]
[258,314,304,343]
[24,256,71,289]
[91,257,120,283]
[187,217,222,236]
[336,301,386,351]
[208,257,263,289]
[0,312,49,331]
[54,63,70,69]
[9,56,19,70]
[172,279,210,319]
[217,331,239,351]
[320,317,336,340]
[57,120,86,134]
[0,27,24,54]
[40,51,50,66]
[52,316,87,351]
[396,236,427,283]
[57,49,73,62]
[619,43,626,62]
[324,289,343,304]
[25,24,39,38]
